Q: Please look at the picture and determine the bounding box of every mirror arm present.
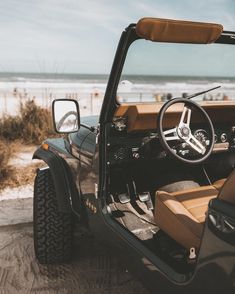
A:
[80,123,96,132]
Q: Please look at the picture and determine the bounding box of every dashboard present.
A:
[106,122,235,165]
[114,102,235,132]
[108,102,235,165]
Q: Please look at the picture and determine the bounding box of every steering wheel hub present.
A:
[178,126,190,138]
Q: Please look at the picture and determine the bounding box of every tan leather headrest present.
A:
[136,18,223,44]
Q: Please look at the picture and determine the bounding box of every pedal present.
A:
[138,192,153,210]
[118,193,130,204]
[146,199,154,210]
[138,192,151,202]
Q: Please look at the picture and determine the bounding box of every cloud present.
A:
[0,0,234,73]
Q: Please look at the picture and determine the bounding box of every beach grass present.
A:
[0,99,55,144]
[0,99,55,189]
[0,140,13,185]
[0,141,45,190]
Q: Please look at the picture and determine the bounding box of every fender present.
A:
[33,146,81,215]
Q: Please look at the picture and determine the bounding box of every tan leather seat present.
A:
[155,186,218,250]
[213,178,226,191]
[155,173,235,251]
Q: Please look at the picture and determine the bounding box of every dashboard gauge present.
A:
[194,129,210,146]
[221,133,227,143]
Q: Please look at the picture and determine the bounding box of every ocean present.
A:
[0,73,108,117]
[0,72,235,116]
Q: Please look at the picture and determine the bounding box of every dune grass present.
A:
[0,99,55,144]
[0,99,55,188]
[0,140,13,185]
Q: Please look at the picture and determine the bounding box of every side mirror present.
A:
[52,99,80,133]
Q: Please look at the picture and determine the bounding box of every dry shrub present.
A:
[0,115,22,140]
[0,140,13,184]
[0,140,45,190]
[3,162,45,189]
[19,99,55,144]
[0,99,55,144]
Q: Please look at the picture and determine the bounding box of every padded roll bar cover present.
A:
[136,18,223,44]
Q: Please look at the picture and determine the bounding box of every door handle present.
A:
[209,212,235,234]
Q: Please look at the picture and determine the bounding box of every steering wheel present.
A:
[157,98,215,164]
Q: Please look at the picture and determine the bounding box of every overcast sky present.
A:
[0,0,235,74]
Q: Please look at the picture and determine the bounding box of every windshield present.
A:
[117,39,235,103]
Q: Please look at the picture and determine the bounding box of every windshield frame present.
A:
[100,23,235,123]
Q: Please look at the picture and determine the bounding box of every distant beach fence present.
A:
[0,90,169,117]
[0,89,163,117]
[0,89,105,117]
[0,86,234,118]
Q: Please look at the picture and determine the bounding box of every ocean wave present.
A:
[1,77,235,99]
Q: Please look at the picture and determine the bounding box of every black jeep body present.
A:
[33,18,235,293]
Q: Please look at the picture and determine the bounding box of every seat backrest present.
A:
[218,169,235,205]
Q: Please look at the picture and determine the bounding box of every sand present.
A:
[0,223,147,293]
[0,145,148,293]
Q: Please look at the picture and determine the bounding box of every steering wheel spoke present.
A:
[186,134,206,155]
[163,128,179,141]
[180,105,191,127]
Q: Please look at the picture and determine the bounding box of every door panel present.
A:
[196,199,235,292]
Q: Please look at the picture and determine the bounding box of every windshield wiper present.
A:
[186,85,221,99]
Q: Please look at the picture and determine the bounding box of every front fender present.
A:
[33,147,74,214]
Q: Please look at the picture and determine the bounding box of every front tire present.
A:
[33,168,72,264]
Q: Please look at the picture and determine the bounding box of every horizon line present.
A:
[0,71,234,79]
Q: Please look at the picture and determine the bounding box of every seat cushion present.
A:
[213,178,226,191]
[155,186,218,250]
[157,180,200,193]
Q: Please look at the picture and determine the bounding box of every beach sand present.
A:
[0,223,147,293]
[0,144,147,293]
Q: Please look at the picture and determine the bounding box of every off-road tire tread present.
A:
[33,168,72,264]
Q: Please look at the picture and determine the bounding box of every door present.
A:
[196,198,235,292]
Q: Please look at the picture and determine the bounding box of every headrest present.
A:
[136,18,223,44]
